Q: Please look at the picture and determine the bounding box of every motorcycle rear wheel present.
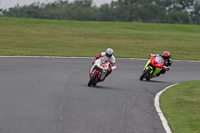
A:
[88,72,98,87]
[140,68,151,81]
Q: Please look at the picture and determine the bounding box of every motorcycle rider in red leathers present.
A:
[150,51,172,77]
[92,48,116,79]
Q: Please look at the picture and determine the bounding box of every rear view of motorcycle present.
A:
[88,57,111,87]
[140,55,169,81]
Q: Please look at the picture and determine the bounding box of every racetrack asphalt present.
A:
[0,57,199,133]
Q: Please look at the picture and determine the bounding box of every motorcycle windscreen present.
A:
[155,56,163,63]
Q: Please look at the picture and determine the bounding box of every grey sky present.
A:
[0,0,116,9]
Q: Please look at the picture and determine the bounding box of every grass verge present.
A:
[160,80,200,133]
[0,17,200,60]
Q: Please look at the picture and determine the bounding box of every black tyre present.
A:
[140,68,151,81]
[92,83,97,86]
[88,72,98,87]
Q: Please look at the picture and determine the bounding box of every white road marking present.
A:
[154,84,178,133]
[0,56,200,62]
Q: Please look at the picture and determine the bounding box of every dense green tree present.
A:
[0,0,199,24]
[190,1,200,24]
[99,4,116,21]
[2,3,41,18]
[134,3,166,23]
[164,9,191,24]
[111,0,166,22]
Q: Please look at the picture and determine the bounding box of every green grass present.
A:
[0,17,200,60]
[160,81,200,133]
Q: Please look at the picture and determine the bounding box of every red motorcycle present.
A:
[88,57,111,86]
[140,55,168,81]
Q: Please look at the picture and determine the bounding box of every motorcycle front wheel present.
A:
[88,72,98,87]
[140,68,151,81]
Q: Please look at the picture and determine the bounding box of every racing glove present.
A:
[92,57,96,60]
[163,66,169,71]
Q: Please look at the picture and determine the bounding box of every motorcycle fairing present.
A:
[89,57,110,81]
[144,59,161,75]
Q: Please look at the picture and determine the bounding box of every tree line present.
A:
[0,0,200,24]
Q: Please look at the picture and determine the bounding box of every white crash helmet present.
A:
[106,48,113,58]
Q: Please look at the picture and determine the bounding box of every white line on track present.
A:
[0,56,199,62]
[154,84,178,133]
